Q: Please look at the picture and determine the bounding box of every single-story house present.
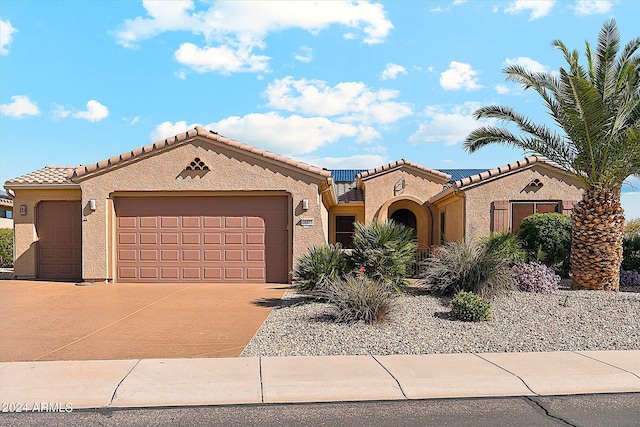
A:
[0,191,13,229]
[4,126,584,283]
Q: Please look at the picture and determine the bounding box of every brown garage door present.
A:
[115,197,289,283]
[37,201,82,281]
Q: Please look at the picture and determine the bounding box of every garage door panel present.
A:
[115,197,287,283]
[140,217,158,228]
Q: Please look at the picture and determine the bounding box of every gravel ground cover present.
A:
[242,286,640,356]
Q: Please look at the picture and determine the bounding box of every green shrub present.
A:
[518,213,572,277]
[622,234,640,273]
[419,240,515,299]
[350,220,416,291]
[321,274,397,324]
[450,291,492,322]
[292,244,348,292]
[482,231,526,266]
[625,219,640,236]
[0,228,13,268]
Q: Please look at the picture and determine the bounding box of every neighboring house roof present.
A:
[69,126,331,180]
[437,169,488,182]
[358,159,451,182]
[330,169,367,182]
[5,166,76,187]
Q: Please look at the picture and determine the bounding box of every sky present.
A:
[1,0,638,218]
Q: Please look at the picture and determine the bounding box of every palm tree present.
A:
[464,19,640,291]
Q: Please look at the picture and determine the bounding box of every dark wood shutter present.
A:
[492,200,509,232]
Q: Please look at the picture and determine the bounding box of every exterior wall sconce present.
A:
[302,199,309,210]
[20,205,27,215]
[89,199,97,211]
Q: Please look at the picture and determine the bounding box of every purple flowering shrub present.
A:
[511,262,560,294]
[620,269,640,287]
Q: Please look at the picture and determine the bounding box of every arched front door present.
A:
[390,208,417,239]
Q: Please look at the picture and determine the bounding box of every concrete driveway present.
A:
[0,280,287,362]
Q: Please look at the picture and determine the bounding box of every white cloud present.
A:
[439,61,483,91]
[0,19,17,55]
[122,116,140,126]
[0,95,40,118]
[115,1,392,74]
[264,76,412,124]
[504,0,555,20]
[381,63,407,80]
[150,120,197,141]
[206,112,360,155]
[150,113,364,155]
[572,0,613,15]
[298,154,388,170]
[505,56,548,73]
[174,42,269,74]
[294,46,313,63]
[72,100,109,122]
[495,84,510,94]
[409,102,492,146]
[51,104,71,120]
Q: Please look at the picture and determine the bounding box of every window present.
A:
[0,209,11,219]
[335,216,356,248]
[511,201,559,232]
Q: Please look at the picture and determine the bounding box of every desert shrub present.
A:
[293,244,347,292]
[482,231,526,266]
[620,269,640,287]
[0,228,13,268]
[518,213,572,277]
[350,220,416,291]
[321,274,397,324]
[625,219,640,236]
[511,262,560,294]
[622,234,640,272]
[419,240,515,299]
[450,291,492,322]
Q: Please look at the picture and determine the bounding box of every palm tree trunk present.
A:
[570,187,625,290]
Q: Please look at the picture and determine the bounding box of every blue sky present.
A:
[1,0,638,218]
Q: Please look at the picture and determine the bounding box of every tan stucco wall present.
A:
[434,195,465,244]
[10,188,82,278]
[463,165,583,242]
[77,138,328,281]
[361,168,445,224]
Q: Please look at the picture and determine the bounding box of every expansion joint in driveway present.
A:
[109,359,141,407]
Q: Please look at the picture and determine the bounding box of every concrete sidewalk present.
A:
[1,351,638,410]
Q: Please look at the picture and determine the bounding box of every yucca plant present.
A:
[464,19,640,291]
[350,220,417,291]
[292,244,347,292]
[419,240,515,299]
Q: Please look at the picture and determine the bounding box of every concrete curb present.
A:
[1,351,638,410]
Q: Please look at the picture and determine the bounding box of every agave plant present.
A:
[350,220,417,291]
[464,19,640,291]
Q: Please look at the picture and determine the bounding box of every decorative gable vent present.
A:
[185,158,209,171]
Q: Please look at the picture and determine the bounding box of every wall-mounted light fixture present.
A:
[302,199,309,210]
[89,199,97,211]
[20,205,27,215]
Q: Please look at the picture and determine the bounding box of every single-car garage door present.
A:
[115,196,289,283]
[37,201,82,281]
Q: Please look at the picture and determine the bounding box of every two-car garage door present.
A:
[115,196,289,283]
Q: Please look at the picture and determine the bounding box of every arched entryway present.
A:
[378,196,433,248]
[390,208,417,239]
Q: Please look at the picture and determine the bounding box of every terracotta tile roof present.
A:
[451,156,552,189]
[335,181,364,202]
[5,166,75,186]
[358,159,451,182]
[70,126,331,180]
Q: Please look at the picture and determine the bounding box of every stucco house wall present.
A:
[462,164,584,242]
[75,139,328,281]
[11,188,82,278]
